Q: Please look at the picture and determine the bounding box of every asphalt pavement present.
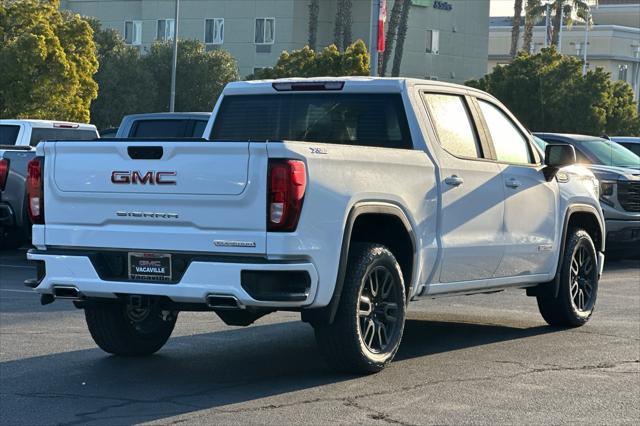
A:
[0,249,638,425]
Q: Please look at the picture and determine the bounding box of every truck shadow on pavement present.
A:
[0,318,555,425]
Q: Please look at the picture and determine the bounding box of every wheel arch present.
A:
[528,203,604,299]
[302,201,417,326]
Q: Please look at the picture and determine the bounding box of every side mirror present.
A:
[543,144,576,181]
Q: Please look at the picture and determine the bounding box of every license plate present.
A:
[128,252,172,282]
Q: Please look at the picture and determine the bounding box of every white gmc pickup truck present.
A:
[25,78,605,373]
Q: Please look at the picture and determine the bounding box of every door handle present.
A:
[445,175,464,187]
[506,178,522,188]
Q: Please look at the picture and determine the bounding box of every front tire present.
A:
[85,300,177,356]
[314,243,407,374]
[537,228,599,327]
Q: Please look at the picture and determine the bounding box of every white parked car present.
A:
[25,78,604,373]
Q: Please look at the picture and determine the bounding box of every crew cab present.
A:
[26,78,605,373]
[0,120,98,249]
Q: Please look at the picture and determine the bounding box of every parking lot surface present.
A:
[0,249,638,425]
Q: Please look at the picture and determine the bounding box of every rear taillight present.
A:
[27,158,44,224]
[267,159,306,232]
[0,159,8,191]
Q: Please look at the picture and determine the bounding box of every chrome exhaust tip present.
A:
[52,285,81,299]
[206,294,243,310]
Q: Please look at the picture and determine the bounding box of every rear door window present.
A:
[211,93,413,149]
[0,125,20,145]
[422,93,481,158]
[29,128,98,146]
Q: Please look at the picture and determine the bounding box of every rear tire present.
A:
[0,227,27,250]
[536,228,599,327]
[84,300,177,356]
[313,243,406,374]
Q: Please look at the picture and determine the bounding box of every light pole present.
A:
[632,45,640,110]
[169,0,180,112]
[558,3,564,52]
[582,8,590,76]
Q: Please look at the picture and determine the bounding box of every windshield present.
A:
[532,136,547,151]
[579,139,640,169]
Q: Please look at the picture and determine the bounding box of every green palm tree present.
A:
[342,0,353,50]
[308,0,320,50]
[510,0,524,58]
[551,0,590,47]
[391,0,411,77]
[523,0,546,54]
[333,0,353,51]
[380,0,403,77]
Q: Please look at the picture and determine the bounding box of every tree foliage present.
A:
[0,0,98,122]
[466,48,639,136]
[250,40,369,79]
[551,0,590,46]
[88,21,239,129]
[88,19,157,129]
[143,40,239,113]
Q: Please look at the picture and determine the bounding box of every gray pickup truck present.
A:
[534,133,640,255]
[0,120,98,249]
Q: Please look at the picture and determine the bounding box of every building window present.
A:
[426,29,439,54]
[205,18,224,45]
[157,19,175,41]
[124,20,142,45]
[618,64,628,81]
[255,18,275,45]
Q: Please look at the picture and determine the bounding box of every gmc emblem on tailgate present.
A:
[111,171,177,185]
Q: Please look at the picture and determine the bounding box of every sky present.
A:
[490,0,599,16]
[490,0,519,17]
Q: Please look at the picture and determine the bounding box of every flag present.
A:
[378,0,387,52]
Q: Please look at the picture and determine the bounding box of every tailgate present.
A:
[41,141,268,254]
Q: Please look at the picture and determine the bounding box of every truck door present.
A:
[475,99,558,276]
[421,92,506,283]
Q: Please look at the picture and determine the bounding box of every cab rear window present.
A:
[129,119,208,138]
[0,125,20,145]
[29,128,98,146]
[210,93,413,149]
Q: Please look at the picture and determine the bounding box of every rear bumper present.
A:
[27,249,319,309]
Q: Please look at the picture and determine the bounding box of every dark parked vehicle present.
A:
[115,112,211,139]
[534,133,640,255]
[610,137,640,157]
